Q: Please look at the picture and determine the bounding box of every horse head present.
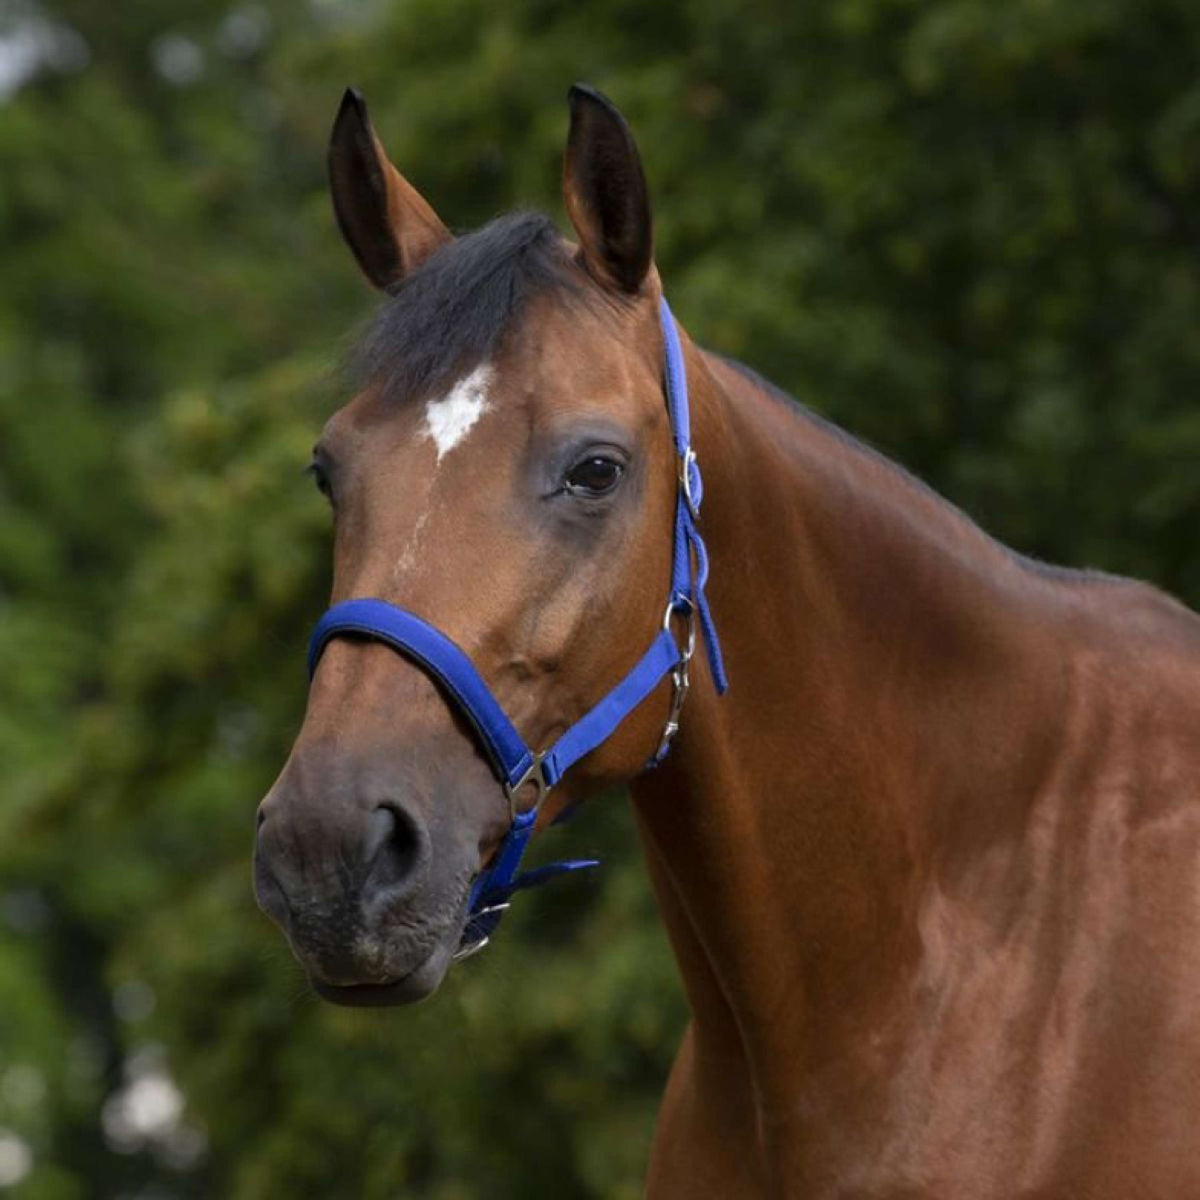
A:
[254,87,694,1005]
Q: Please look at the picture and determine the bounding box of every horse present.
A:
[254,84,1200,1197]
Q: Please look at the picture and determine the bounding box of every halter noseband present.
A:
[307,297,728,959]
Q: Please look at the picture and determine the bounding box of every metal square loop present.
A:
[504,752,548,821]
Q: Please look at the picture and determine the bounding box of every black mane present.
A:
[347,210,592,404]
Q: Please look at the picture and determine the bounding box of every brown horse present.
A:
[255,85,1200,1197]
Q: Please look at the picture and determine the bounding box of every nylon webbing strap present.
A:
[660,295,728,695]
[308,600,535,789]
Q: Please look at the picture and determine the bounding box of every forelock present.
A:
[346,211,599,404]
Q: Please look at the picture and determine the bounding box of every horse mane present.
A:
[346,210,597,405]
[718,355,1130,588]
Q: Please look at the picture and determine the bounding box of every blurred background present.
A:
[1,0,1198,1195]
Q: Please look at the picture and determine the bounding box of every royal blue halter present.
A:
[307,297,727,958]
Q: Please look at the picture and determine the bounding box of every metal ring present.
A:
[504,752,548,822]
[662,598,696,664]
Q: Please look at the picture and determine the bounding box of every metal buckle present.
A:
[504,752,548,823]
[654,663,689,760]
[678,447,699,518]
[655,600,696,760]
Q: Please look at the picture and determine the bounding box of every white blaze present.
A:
[395,507,430,578]
[423,363,492,461]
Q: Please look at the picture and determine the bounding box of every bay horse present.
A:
[254,85,1200,1197]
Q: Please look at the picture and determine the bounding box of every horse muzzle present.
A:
[253,748,475,1004]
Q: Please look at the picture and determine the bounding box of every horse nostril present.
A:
[362,807,397,864]
[363,805,424,896]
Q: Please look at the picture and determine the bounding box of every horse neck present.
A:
[631,340,1059,1105]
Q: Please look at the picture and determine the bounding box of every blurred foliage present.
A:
[1,0,1198,1195]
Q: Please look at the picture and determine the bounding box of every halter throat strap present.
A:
[306,296,727,957]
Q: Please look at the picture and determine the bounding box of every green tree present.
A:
[1,0,1198,1195]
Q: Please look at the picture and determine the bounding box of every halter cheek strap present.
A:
[306,297,727,958]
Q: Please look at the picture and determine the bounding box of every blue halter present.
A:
[307,297,728,958]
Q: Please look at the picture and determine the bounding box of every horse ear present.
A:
[563,84,653,294]
[328,88,451,291]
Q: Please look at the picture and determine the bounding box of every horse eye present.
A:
[307,460,332,501]
[564,456,624,497]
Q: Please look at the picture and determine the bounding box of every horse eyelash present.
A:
[304,461,332,499]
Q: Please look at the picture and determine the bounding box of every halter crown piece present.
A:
[307,297,728,959]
